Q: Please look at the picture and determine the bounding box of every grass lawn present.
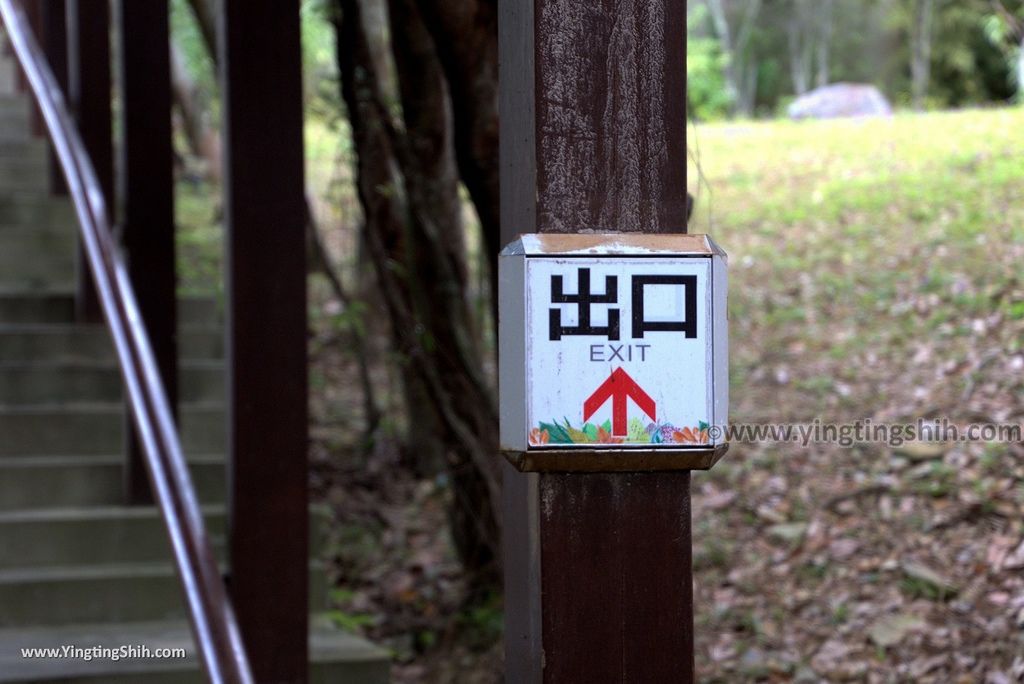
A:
[687,108,1024,680]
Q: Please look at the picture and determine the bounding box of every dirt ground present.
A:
[305,108,1024,682]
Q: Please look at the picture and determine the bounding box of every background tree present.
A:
[170,0,505,592]
[785,0,833,95]
[986,0,1024,101]
[332,0,502,591]
[706,0,764,116]
[910,0,937,109]
[786,0,814,95]
[687,0,1024,117]
[816,0,834,88]
[687,3,734,119]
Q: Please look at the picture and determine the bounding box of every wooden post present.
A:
[116,0,177,505]
[21,0,43,136]
[66,0,110,323]
[499,1,691,681]
[41,0,67,195]
[220,1,309,681]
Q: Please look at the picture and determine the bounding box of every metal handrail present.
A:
[0,3,253,682]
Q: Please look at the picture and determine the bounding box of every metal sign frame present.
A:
[499,233,729,472]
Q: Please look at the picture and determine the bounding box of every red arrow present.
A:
[583,367,656,437]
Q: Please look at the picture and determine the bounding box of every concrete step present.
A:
[0,250,75,290]
[0,361,224,404]
[0,61,16,96]
[0,506,226,570]
[0,161,47,191]
[0,455,225,512]
[0,221,75,283]
[0,137,47,160]
[0,194,74,226]
[0,505,329,567]
[0,93,30,110]
[0,127,32,144]
[0,153,46,175]
[0,292,75,322]
[0,619,390,683]
[0,147,46,175]
[0,223,74,244]
[0,562,328,628]
[0,272,73,292]
[0,325,223,362]
[0,403,225,456]
[0,96,30,126]
[0,293,221,325]
[0,105,29,126]
[0,98,31,141]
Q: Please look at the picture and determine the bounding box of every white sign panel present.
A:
[499,234,728,459]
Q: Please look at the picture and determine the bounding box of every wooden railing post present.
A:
[115,0,177,505]
[66,0,109,323]
[19,0,42,135]
[40,0,66,196]
[220,1,309,681]
[499,1,691,681]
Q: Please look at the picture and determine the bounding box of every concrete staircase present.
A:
[0,50,388,682]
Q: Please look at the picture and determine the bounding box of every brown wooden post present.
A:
[220,1,309,681]
[41,0,67,195]
[11,2,34,87]
[66,0,109,323]
[21,0,43,136]
[116,0,177,505]
[499,1,691,681]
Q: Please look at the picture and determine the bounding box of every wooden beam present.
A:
[21,0,43,136]
[500,0,692,681]
[219,1,309,681]
[116,0,177,506]
[41,0,67,195]
[66,0,110,323]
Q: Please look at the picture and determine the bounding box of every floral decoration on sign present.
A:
[529,419,710,445]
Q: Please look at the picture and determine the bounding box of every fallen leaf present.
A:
[893,442,949,462]
[901,559,959,597]
[702,489,737,510]
[829,538,860,561]
[1000,539,1024,571]
[868,613,926,648]
[767,522,808,544]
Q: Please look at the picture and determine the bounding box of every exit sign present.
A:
[499,234,729,472]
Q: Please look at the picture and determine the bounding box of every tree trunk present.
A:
[185,0,217,65]
[334,0,502,588]
[816,0,834,88]
[414,0,500,319]
[787,2,811,96]
[388,0,468,299]
[911,0,934,110]
[305,206,383,438]
[706,0,741,107]
[1018,34,1024,103]
[170,39,221,182]
[708,0,762,117]
[388,0,468,479]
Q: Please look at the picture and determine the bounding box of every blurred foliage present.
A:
[170,0,216,113]
[983,7,1024,102]
[175,179,222,294]
[169,0,345,124]
[457,591,504,652]
[687,0,1024,119]
[301,0,345,119]
[687,6,734,120]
